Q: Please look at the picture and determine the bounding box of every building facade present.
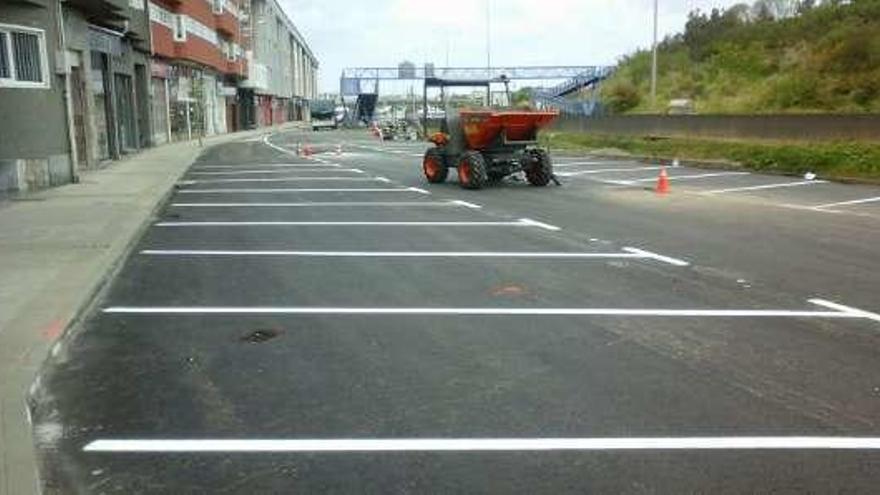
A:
[147,0,249,142]
[1,0,152,191]
[0,0,318,193]
[238,0,317,129]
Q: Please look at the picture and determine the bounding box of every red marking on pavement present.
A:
[491,284,529,297]
[41,319,66,341]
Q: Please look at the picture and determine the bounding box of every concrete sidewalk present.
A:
[0,124,300,494]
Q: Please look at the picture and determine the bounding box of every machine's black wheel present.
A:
[525,149,553,187]
[457,151,488,190]
[423,147,448,183]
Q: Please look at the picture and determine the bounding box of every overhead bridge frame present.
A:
[340,66,614,96]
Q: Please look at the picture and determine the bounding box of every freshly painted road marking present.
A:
[518,218,561,231]
[189,169,364,175]
[556,166,665,176]
[153,218,559,230]
[193,164,341,169]
[809,299,880,323]
[101,299,879,321]
[450,200,482,209]
[84,437,880,453]
[178,177,380,184]
[139,250,660,260]
[629,172,749,183]
[622,247,690,267]
[374,177,392,183]
[170,201,478,208]
[812,196,880,210]
[553,161,624,167]
[704,180,829,194]
[408,187,431,195]
[177,188,419,194]
[262,135,303,158]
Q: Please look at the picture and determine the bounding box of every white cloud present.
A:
[279,0,746,93]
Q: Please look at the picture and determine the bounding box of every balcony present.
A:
[226,59,247,78]
[65,0,128,22]
[214,11,239,38]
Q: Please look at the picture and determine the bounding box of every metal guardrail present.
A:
[552,114,880,142]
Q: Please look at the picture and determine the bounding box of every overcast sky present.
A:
[279,0,744,93]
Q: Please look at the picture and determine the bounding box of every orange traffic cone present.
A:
[655,166,670,194]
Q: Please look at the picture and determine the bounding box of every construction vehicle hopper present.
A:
[423,108,560,189]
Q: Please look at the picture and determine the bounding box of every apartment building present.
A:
[238,0,318,129]
[147,0,249,142]
[0,0,318,193]
[1,0,153,191]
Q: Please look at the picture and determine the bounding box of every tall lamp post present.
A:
[486,0,492,106]
[651,0,659,108]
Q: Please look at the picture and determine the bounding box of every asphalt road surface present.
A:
[31,129,880,494]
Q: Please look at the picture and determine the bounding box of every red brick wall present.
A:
[176,36,226,72]
[149,0,243,76]
[215,11,239,39]
[151,24,175,59]
[177,0,214,28]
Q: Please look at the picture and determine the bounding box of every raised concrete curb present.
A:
[0,123,303,495]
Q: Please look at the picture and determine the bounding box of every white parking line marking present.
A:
[374,177,392,183]
[809,299,880,323]
[705,180,829,194]
[102,299,878,320]
[519,218,561,231]
[262,135,303,158]
[140,250,653,259]
[171,201,474,208]
[177,188,418,194]
[812,196,880,210]
[179,177,380,185]
[84,437,880,453]
[451,200,482,209]
[194,164,341,169]
[556,166,665,176]
[407,187,431,195]
[189,169,364,176]
[622,247,690,267]
[154,219,554,228]
[629,172,749,183]
[553,161,619,167]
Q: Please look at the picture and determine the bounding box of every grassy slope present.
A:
[600,1,880,114]
[543,132,880,182]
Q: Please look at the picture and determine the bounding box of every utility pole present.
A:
[651,0,658,108]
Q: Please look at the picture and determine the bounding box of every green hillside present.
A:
[601,0,880,114]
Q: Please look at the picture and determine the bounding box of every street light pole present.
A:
[486,0,492,106]
[651,0,658,108]
[486,0,492,76]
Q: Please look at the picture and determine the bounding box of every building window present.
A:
[173,15,187,41]
[212,0,224,14]
[0,24,49,88]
